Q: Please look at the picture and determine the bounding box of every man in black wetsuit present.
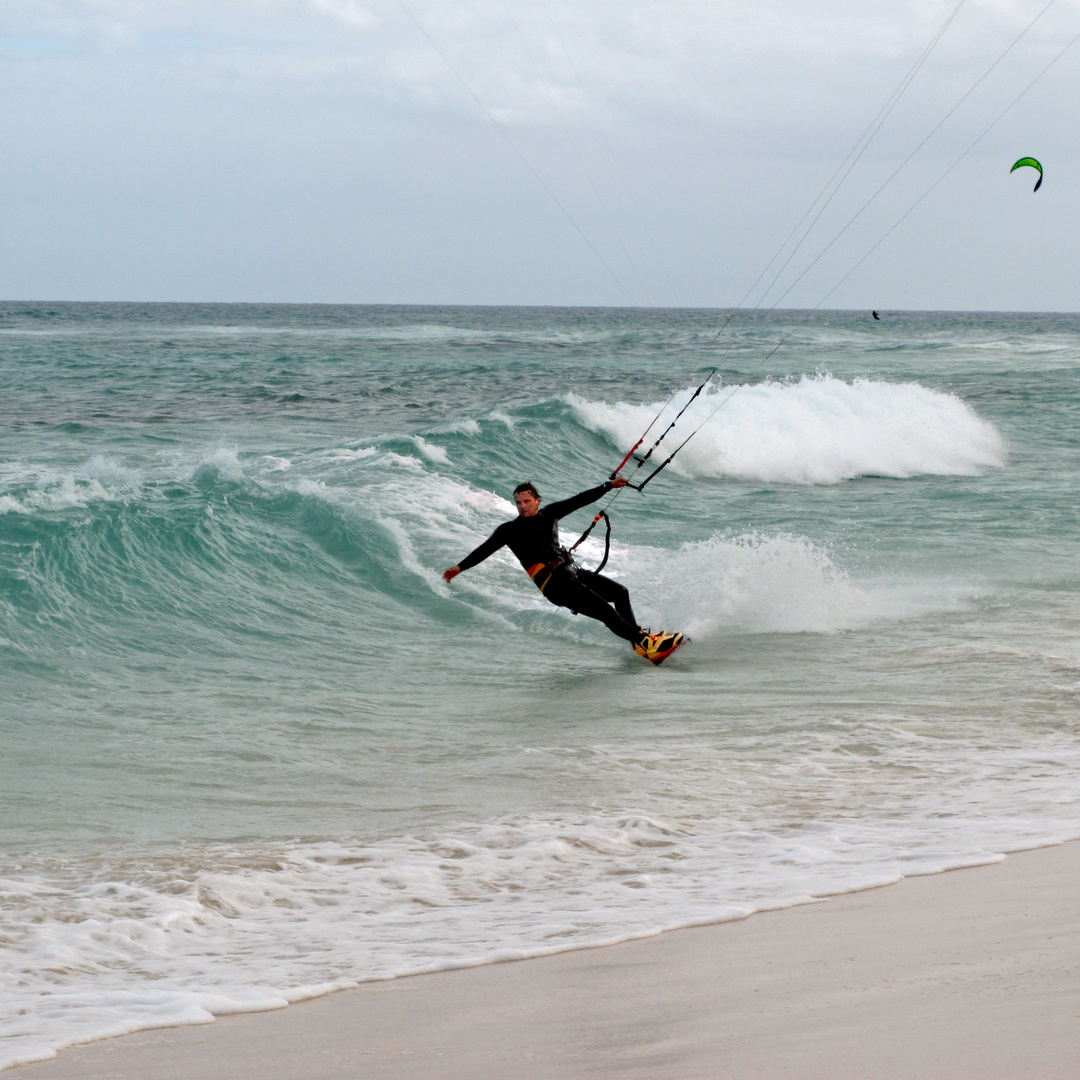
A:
[443,478,684,664]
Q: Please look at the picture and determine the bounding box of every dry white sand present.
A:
[10,841,1080,1080]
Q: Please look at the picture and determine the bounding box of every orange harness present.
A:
[526,561,561,593]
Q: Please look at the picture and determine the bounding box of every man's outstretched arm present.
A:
[443,523,509,582]
[544,476,628,520]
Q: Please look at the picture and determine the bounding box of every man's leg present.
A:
[576,570,639,630]
[545,574,642,643]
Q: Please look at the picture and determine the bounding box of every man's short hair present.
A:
[514,482,540,499]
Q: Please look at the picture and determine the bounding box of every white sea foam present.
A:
[2,797,1077,1071]
[0,457,146,514]
[427,418,481,436]
[0,477,112,515]
[322,446,378,462]
[628,533,971,638]
[355,467,524,613]
[569,375,1007,484]
[410,436,450,464]
[337,324,623,346]
[191,447,245,486]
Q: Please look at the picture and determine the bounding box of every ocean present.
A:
[2,301,1079,1069]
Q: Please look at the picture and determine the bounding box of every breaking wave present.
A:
[569,375,1006,484]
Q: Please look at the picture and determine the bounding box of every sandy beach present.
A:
[8,840,1078,1080]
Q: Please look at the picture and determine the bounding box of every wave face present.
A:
[3,303,1080,1070]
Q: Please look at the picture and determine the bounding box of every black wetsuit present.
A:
[456,483,642,643]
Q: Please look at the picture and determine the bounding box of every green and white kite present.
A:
[1010,157,1043,192]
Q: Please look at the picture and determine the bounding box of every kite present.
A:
[1010,157,1043,192]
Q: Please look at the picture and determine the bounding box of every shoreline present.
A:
[9,839,1080,1079]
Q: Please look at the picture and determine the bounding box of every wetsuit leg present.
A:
[544,570,641,643]
[576,571,639,630]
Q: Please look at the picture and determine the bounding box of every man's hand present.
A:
[443,566,461,583]
[611,475,630,488]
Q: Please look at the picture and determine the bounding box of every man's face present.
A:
[515,490,541,517]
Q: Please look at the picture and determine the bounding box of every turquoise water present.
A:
[2,302,1079,1067]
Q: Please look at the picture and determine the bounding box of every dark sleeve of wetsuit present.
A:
[457,522,513,572]
[542,482,612,521]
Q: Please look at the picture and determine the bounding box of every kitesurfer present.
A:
[443,478,685,664]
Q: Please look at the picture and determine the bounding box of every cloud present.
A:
[0,0,1078,306]
[4,1,1073,131]
[308,0,379,32]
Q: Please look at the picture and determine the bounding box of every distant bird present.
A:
[872,310,880,320]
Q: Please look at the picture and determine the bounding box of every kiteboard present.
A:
[635,631,688,666]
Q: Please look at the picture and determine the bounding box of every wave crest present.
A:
[570,375,1006,484]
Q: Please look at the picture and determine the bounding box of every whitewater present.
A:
[2,302,1079,1070]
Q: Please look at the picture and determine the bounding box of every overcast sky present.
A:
[1,0,1078,309]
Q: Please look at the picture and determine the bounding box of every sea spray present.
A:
[626,532,972,638]
[569,374,1007,484]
